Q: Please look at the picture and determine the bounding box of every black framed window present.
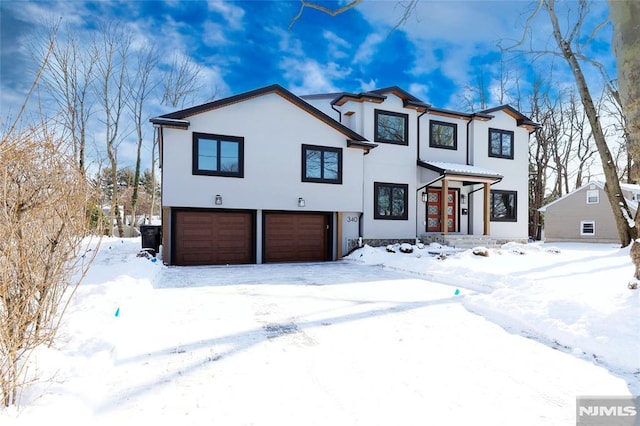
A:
[488,128,514,159]
[374,182,408,220]
[374,109,409,145]
[490,190,517,222]
[302,144,342,184]
[193,132,244,177]
[429,120,457,149]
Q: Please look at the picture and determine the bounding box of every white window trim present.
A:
[586,190,599,204]
[580,220,595,236]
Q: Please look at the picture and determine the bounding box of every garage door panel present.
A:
[174,210,254,266]
[264,213,330,263]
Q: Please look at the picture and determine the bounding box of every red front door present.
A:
[426,189,457,232]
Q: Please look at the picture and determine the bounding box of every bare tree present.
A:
[127,46,159,234]
[528,76,556,239]
[609,0,640,283]
[94,23,132,237]
[161,56,203,109]
[35,21,98,177]
[1,40,97,403]
[509,0,635,246]
[289,0,418,31]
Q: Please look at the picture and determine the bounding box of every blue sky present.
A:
[0,0,614,168]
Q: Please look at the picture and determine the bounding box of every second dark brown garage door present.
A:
[263,212,331,263]
[173,210,254,266]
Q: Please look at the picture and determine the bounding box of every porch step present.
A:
[421,235,513,249]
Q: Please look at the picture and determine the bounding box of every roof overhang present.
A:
[149,117,190,129]
[418,160,503,184]
[347,139,379,152]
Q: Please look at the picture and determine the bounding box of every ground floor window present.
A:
[374,182,408,220]
[490,190,517,222]
[580,220,595,236]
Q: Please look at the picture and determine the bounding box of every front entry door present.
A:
[426,189,457,232]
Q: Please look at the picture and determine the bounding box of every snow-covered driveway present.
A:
[90,260,629,426]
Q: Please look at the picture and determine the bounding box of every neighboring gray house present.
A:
[151,84,536,266]
[538,182,639,243]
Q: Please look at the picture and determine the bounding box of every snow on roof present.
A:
[422,161,503,178]
[619,182,640,192]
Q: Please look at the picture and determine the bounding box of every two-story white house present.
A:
[151,84,536,265]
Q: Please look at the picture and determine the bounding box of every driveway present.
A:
[96,261,629,425]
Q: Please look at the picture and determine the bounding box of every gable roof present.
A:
[330,86,432,111]
[538,181,640,213]
[480,105,539,129]
[150,84,368,142]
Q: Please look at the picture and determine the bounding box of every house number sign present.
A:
[346,216,358,223]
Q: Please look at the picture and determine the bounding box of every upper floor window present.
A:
[490,190,517,222]
[488,128,514,159]
[374,109,408,145]
[586,189,599,204]
[374,182,408,220]
[429,120,457,150]
[302,144,342,184]
[193,132,244,177]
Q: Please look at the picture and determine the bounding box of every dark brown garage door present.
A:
[173,210,254,266]
[264,212,331,263]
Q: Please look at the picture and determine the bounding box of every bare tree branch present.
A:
[289,0,363,29]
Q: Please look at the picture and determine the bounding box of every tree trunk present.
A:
[609,0,640,279]
[548,0,636,247]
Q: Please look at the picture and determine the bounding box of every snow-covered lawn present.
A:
[2,238,638,425]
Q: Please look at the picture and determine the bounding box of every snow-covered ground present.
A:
[1,238,638,425]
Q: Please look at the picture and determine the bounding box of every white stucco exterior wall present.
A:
[470,110,530,239]
[162,93,366,214]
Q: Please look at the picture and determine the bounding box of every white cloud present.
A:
[280,58,351,95]
[207,0,245,30]
[408,83,429,102]
[202,21,230,46]
[323,30,351,59]
[353,33,383,65]
[358,78,378,92]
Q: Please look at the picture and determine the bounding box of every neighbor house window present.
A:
[302,144,342,184]
[586,189,599,204]
[581,220,595,236]
[429,120,457,150]
[490,190,517,222]
[374,182,408,220]
[193,132,244,177]
[488,128,514,159]
[374,109,409,145]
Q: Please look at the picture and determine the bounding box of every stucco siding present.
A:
[469,111,529,239]
[359,94,420,239]
[419,114,467,164]
[162,92,365,213]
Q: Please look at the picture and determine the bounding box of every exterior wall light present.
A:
[215,194,222,205]
[461,194,466,205]
[298,197,306,207]
[421,192,427,203]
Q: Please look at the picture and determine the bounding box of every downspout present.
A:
[331,103,342,123]
[466,116,473,166]
[466,117,473,232]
